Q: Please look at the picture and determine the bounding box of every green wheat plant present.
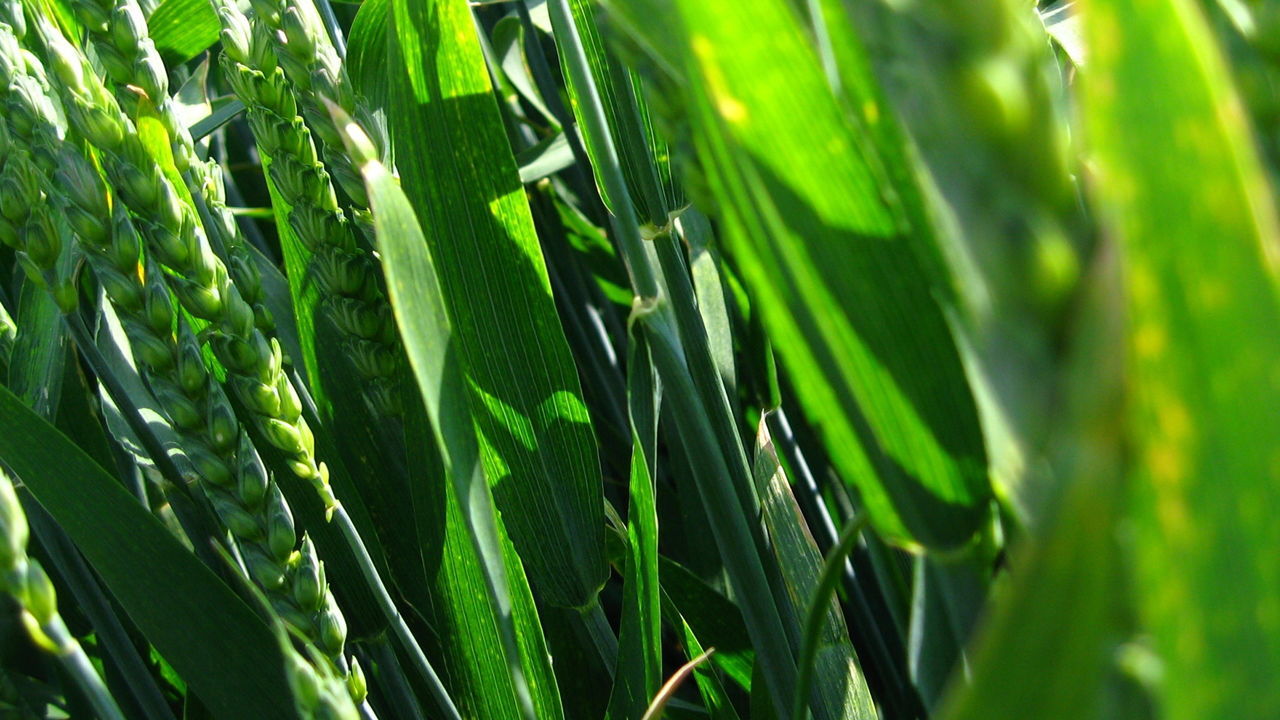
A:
[0,0,1273,718]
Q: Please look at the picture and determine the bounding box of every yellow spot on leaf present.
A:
[1129,261,1157,306]
[863,100,879,125]
[1147,442,1185,485]
[1195,278,1229,311]
[1134,323,1167,358]
[1156,395,1192,442]
[691,36,747,124]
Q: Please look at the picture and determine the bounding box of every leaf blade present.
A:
[0,384,296,720]
[387,0,607,610]
[1083,0,1280,715]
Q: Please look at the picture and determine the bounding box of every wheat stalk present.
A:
[1,20,351,670]
[72,0,278,337]
[35,17,340,513]
[248,0,384,236]
[215,0,404,417]
[0,469,126,720]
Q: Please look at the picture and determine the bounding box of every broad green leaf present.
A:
[147,0,220,63]
[1083,0,1280,716]
[0,384,297,720]
[604,331,661,719]
[805,0,955,304]
[387,0,606,609]
[349,113,562,719]
[600,0,991,551]
[11,301,175,720]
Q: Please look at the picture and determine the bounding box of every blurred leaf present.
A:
[600,0,991,551]
[831,0,1079,525]
[0,384,296,720]
[1083,0,1280,716]
[943,195,1131,720]
[939,470,1123,720]
[386,0,606,609]
[1042,3,1085,66]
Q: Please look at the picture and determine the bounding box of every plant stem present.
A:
[331,506,461,720]
[543,0,658,299]
[46,617,128,720]
[24,498,177,720]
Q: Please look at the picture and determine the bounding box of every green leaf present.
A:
[517,131,575,183]
[661,595,743,720]
[491,15,558,127]
[8,277,67,418]
[1083,0,1280,716]
[907,556,986,712]
[147,0,220,63]
[0,384,297,720]
[600,0,991,551]
[678,208,735,405]
[347,0,390,113]
[752,417,876,720]
[659,556,753,693]
[605,330,661,719]
[552,0,676,224]
[349,110,562,720]
[386,0,606,609]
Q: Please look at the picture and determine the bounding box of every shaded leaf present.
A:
[0,385,296,720]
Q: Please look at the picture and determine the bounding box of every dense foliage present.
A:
[0,0,1274,717]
